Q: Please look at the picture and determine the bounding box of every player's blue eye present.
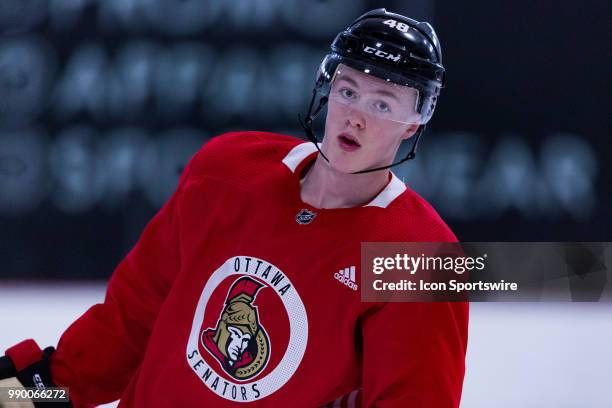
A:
[339,88,356,99]
[373,101,391,113]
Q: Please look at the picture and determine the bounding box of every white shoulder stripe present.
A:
[364,172,406,208]
[282,142,319,173]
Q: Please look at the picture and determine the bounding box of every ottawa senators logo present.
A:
[201,277,270,380]
[187,256,308,402]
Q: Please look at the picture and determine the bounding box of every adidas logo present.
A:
[334,266,358,291]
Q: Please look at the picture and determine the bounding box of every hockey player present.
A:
[0,9,468,408]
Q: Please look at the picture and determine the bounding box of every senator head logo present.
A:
[186,256,309,402]
[201,277,270,381]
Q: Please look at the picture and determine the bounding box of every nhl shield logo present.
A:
[295,208,316,225]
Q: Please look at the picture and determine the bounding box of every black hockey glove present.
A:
[0,339,72,407]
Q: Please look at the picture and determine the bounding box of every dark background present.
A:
[0,0,610,279]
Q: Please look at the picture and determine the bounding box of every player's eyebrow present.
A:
[337,75,400,102]
[336,76,359,88]
[374,89,400,102]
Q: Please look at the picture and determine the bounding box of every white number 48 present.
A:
[383,19,409,33]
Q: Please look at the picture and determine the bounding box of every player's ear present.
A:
[401,123,420,140]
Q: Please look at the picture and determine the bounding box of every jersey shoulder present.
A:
[382,185,458,242]
[186,130,304,181]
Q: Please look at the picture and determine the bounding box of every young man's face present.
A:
[322,64,421,173]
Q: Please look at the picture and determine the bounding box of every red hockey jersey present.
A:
[49,131,468,407]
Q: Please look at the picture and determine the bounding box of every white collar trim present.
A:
[282,141,319,173]
[282,142,406,209]
[364,172,406,208]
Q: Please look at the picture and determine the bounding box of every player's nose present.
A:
[346,108,366,130]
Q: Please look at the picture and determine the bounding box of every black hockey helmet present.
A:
[300,8,446,173]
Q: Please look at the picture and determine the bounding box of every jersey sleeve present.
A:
[362,209,467,407]
[361,300,469,407]
[49,147,199,406]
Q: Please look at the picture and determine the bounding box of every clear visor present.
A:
[327,63,425,125]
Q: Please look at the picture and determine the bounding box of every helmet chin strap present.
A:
[351,125,424,174]
[299,88,330,162]
[299,91,424,175]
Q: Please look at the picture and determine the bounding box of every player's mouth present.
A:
[337,133,361,152]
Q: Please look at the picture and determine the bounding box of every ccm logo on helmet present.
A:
[363,46,401,63]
